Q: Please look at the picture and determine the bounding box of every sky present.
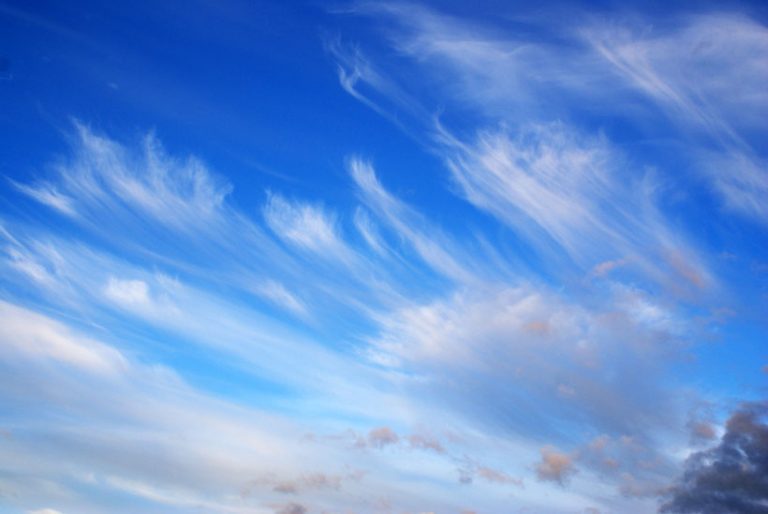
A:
[0,1,767,513]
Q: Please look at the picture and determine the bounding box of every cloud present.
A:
[368,426,399,448]
[343,426,448,456]
[104,277,151,306]
[244,472,351,496]
[408,433,445,454]
[590,258,628,279]
[365,282,690,441]
[661,402,768,513]
[9,123,317,309]
[573,433,673,499]
[50,121,233,228]
[438,121,713,291]
[333,7,717,290]
[324,36,427,138]
[356,7,767,230]
[586,14,768,141]
[699,151,768,225]
[8,125,427,332]
[254,280,308,316]
[0,300,127,375]
[353,207,387,255]
[688,420,717,444]
[2,118,712,513]
[535,446,577,485]
[0,300,392,514]
[3,7,764,510]
[618,472,665,499]
[476,466,523,487]
[275,503,307,514]
[12,181,77,216]
[440,123,633,266]
[584,15,768,226]
[263,193,348,258]
[586,13,768,225]
[348,157,478,283]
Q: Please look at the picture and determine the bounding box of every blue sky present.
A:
[1,1,767,513]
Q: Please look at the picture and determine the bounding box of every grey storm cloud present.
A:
[660,402,768,514]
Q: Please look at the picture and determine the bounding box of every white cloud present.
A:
[364,280,692,444]
[254,280,307,316]
[439,122,639,267]
[3,19,757,508]
[353,207,387,255]
[14,181,77,216]
[0,300,127,375]
[104,277,151,306]
[700,151,768,224]
[331,8,718,291]
[325,36,428,137]
[263,192,348,258]
[349,157,477,283]
[61,122,232,228]
[336,4,768,236]
[0,301,403,514]
[586,14,768,141]
[5,247,55,285]
[584,14,768,225]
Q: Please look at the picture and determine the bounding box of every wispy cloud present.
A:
[2,3,765,513]
[333,4,768,232]
[2,120,701,512]
[349,157,480,283]
[0,301,368,513]
[0,300,128,375]
[5,113,735,511]
[263,192,350,258]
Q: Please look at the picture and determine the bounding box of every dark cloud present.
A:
[660,402,768,514]
[458,467,473,484]
[275,502,307,514]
